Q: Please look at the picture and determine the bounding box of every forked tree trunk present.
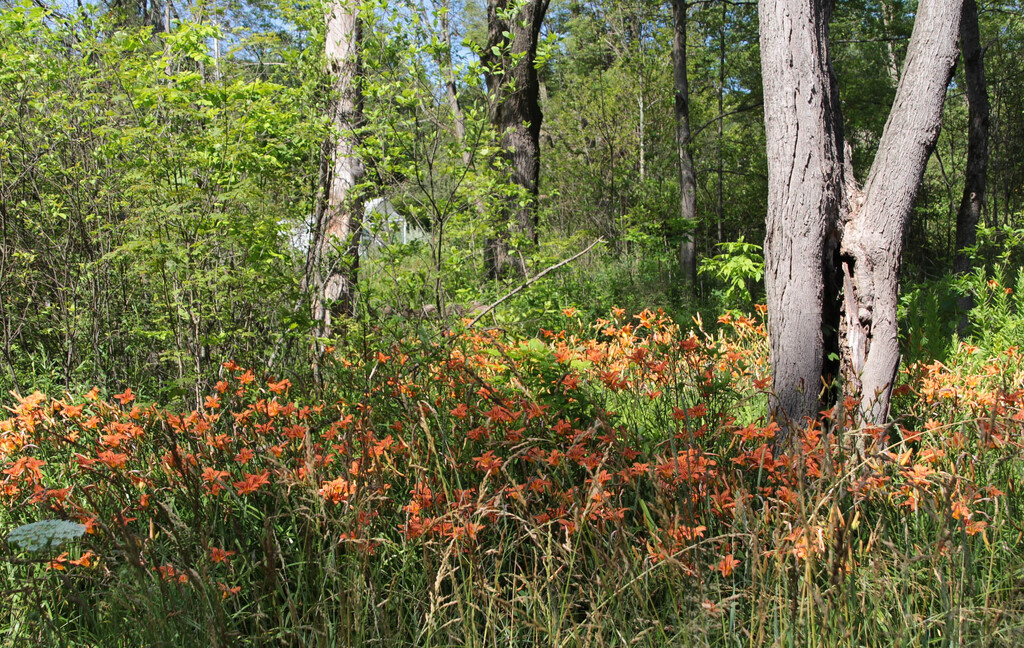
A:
[839,0,962,424]
[482,0,550,280]
[760,0,963,429]
[670,0,698,292]
[308,0,366,333]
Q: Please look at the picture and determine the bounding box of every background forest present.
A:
[2,0,1024,645]
[2,0,1022,401]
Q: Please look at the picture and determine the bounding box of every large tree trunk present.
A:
[760,0,963,429]
[308,0,366,333]
[759,0,847,427]
[670,0,698,292]
[482,0,550,280]
[953,0,989,278]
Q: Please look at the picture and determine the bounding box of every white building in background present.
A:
[359,197,429,253]
[285,197,428,255]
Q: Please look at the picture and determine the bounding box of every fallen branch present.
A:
[467,238,605,328]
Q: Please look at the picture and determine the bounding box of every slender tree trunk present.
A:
[716,0,726,245]
[638,93,646,182]
[839,0,962,424]
[482,0,550,280]
[670,0,698,292]
[446,78,467,151]
[990,80,1000,228]
[435,1,470,161]
[954,0,989,278]
[759,0,962,429]
[213,23,221,82]
[163,0,172,75]
[308,0,365,334]
[881,0,902,86]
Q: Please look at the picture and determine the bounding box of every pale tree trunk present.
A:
[881,0,903,86]
[163,0,172,75]
[840,0,962,424]
[670,0,698,292]
[482,0,550,280]
[760,0,847,427]
[308,0,366,334]
[759,0,962,429]
[432,0,470,161]
[954,0,989,278]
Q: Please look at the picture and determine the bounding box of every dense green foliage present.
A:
[1,0,1023,644]
[0,3,319,402]
[2,0,1019,403]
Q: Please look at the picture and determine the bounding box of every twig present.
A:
[466,238,605,328]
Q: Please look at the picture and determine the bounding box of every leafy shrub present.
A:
[698,236,765,308]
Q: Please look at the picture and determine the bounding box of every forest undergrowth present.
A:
[3,284,1024,647]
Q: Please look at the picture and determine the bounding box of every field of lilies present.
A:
[2,307,1024,647]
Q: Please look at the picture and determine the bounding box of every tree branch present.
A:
[691,102,762,139]
[467,238,605,328]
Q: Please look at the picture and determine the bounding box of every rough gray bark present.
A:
[760,0,847,426]
[953,0,989,277]
[840,0,962,424]
[482,0,550,280]
[670,0,698,291]
[308,0,366,332]
[759,0,963,428]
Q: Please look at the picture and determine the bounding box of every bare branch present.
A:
[467,238,605,328]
